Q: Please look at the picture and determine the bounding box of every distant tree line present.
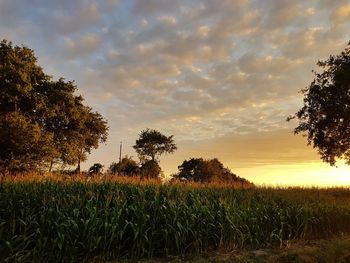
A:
[105,128,251,185]
[0,40,108,175]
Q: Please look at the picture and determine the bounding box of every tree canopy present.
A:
[0,39,108,174]
[108,156,139,176]
[288,42,350,166]
[133,129,177,162]
[173,157,250,184]
[88,163,104,175]
[140,160,162,179]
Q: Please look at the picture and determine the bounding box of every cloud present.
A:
[64,34,101,58]
[50,3,101,35]
[132,0,180,14]
[331,4,350,23]
[158,15,177,25]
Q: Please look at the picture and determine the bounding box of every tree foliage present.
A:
[140,160,162,179]
[108,156,139,176]
[0,112,55,173]
[133,129,177,162]
[288,42,350,165]
[173,158,249,184]
[0,39,108,174]
[71,106,108,173]
[88,163,103,175]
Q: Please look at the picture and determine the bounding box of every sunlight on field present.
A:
[240,161,350,187]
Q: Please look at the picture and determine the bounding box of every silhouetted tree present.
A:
[108,162,118,174]
[174,158,249,184]
[133,129,177,162]
[88,163,103,175]
[109,156,139,176]
[140,160,162,179]
[288,42,350,166]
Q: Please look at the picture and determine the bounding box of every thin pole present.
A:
[119,141,122,162]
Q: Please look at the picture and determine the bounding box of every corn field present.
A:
[1,176,350,262]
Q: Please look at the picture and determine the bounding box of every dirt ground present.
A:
[99,235,350,263]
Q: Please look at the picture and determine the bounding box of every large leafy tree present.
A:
[37,79,108,172]
[133,129,177,162]
[0,39,108,174]
[288,42,350,166]
[35,79,85,170]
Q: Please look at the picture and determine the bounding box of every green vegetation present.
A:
[1,178,350,262]
[0,39,108,174]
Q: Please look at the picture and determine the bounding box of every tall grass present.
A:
[1,175,350,262]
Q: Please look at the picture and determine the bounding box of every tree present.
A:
[108,162,118,174]
[288,42,350,166]
[173,158,250,184]
[88,163,103,175]
[72,106,108,173]
[0,39,108,174]
[133,129,177,162]
[140,160,162,179]
[32,77,108,173]
[0,39,55,173]
[33,78,85,171]
[176,158,207,182]
[108,156,139,176]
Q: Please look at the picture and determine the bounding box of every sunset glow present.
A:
[239,162,350,187]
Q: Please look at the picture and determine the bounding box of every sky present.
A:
[1,0,350,186]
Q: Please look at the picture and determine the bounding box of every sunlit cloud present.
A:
[331,4,350,23]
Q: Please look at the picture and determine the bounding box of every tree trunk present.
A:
[49,160,53,173]
[0,170,4,188]
[76,148,83,174]
[76,158,81,174]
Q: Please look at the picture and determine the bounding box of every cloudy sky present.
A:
[1,0,350,186]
